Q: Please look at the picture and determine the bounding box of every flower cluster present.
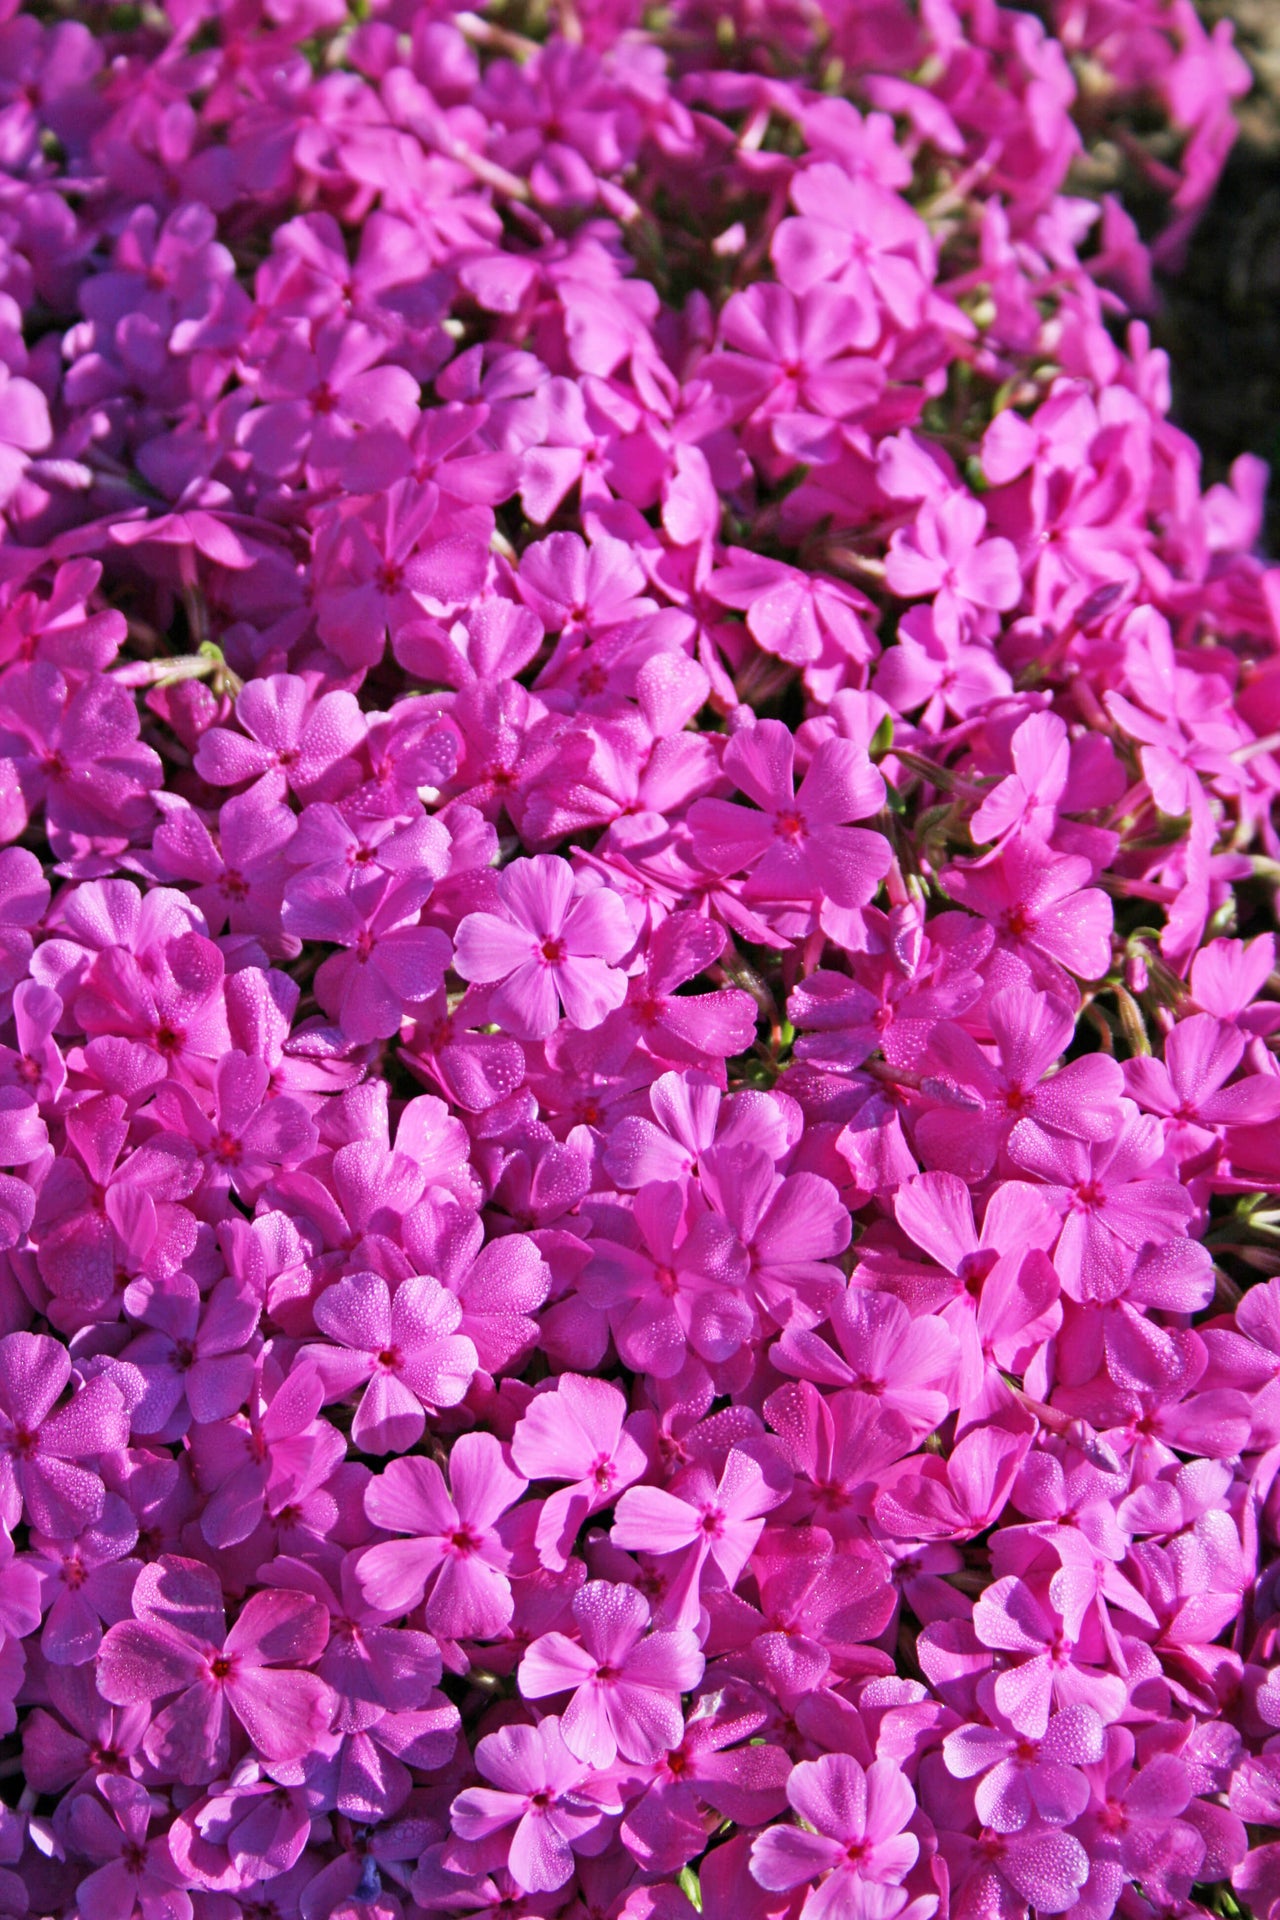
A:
[0,1,1273,1919]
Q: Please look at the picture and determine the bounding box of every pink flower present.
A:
[453,855,633,1040]
[913,984,1125,1181]
[510,1374,647,1570]
[709,283,881,423]
[1008,1111,1195,1304]
[0,364,51,506]
[519,1579,704,1766]
[688,719,890,909]
[943,833,1114,988]
[120,1274,258,1439]
[30,1494,138,1668]
[0,663,161,856]
[938,1822,1089,1919]
[449,1716,621,1894]
[967,1575,1126,1736]
[283,871,453,1044]
[356,1434,529,1637]
[611,1439,792,1629]
[151,1051,318,1203]
[584,1180,755,1379]
[886,493,1022,644]
[0,1332,128,1537]
[68,1776,192,1920]
[303,1271,478,1454]
[96,1555,334,1783]
[942,1703,1105,1832]
[772,162,933,321]
[240,320,421,480]
[969,712,1071,846]
[605,911,758,1067]
[774,1289,959,1440]
[193,673,365,800]
[403,1198,550,1374]
[750,1753,921,1912]
[187,1359,343,1551]
[1125,1011,1280,1137]
[313,479,491,669]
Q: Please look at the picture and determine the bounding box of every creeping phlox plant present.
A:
[0,1,1275,1918]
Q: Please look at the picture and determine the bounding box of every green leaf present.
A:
[678,1867,703,1912]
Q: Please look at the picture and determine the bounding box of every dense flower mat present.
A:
[0,0,1277,1917]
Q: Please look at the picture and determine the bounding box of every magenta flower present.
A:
[968,1576,1126,1736]
[943,833,1114,986]
[0,364,51,506]
[970,712,1072,846]
[30,1493,139,1668]
[913,984,1124,1180]
[303,1271,478,1453]
[585,1180,755,1378]
[403,1198,550,1375]
[120,1273,258,1439]
[884,1172,1064,1404]
[689,719,890,908]
[22,1664,151,1799]
[96,1555,334,1783]
[187,1359,343,1551]
[0,0,1265,1892]
[453,855,633,1040]
[611,1439,792,1629]
[710,283,881,420]
[193,673,365,801]
[519,1579,704,1766]
[939,1822,1089,1919]
[147,789,297,946]
[873,606,1015,729]
[1007,1112,1195,1304]
[151,1050,318,1203]
[743,1523,898,1693]
[942,1704,1105,1832]
[266,1549,459,1823]
[283,871,453,1044]
[68,1776,192,1920]
[771,161,933,319]
[1125,1010,1280,1135]
[510,1374,647,1570]
[0,1332,128,1538]
[313,479,491,669]
[240,319,421,479]
[774,1289,958,1440]
[885,492,1022,644]
[750,1754,920,1913]
[621,1694,793,1872]
[606,911,758,1066]
[0,662,162,854]
[356,1434,529,1636]
[449,1716,620,1894]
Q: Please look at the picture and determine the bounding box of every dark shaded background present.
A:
[1161,0,1280,550]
